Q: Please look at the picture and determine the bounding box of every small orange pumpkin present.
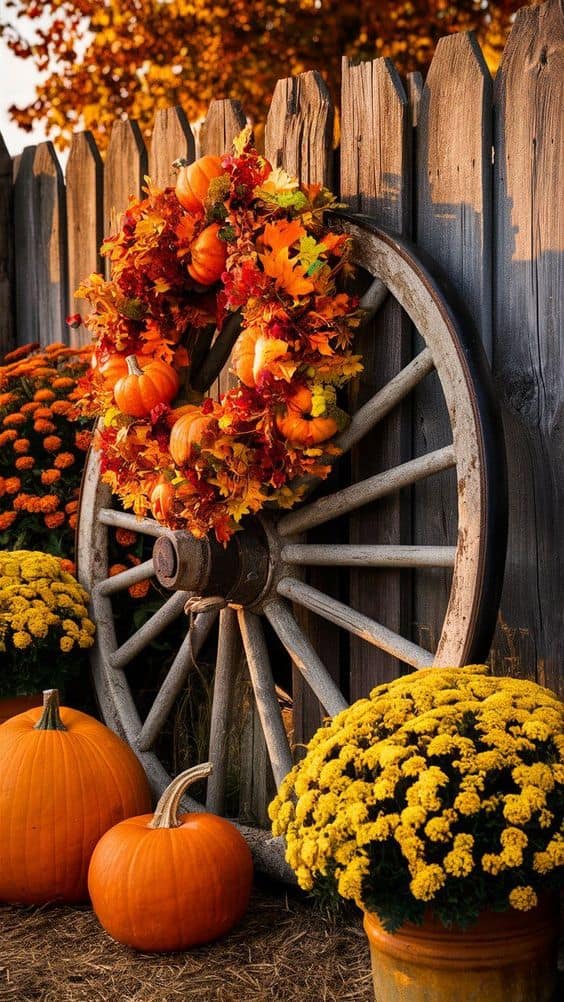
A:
[187,223,227,286]
[88,763,253,952]
[150,478,176,522]
[175,155,225,213]
[276,385,338,446]
[0,689,152,905]
[233,330,288,388]
[113,355,179,418]
[169,405,213,466]
[91,352,144,387]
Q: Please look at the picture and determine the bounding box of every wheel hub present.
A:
[152,521,271,607]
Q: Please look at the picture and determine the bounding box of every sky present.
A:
[0,11,52,157]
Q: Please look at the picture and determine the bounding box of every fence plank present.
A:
[0,133,14,357]
[265,71,334,188]
[491,0,563,695]
[66,132,103,347]
[340,57,412,698]
[413,31,492,661]
[103,120,147,276]
[200,99,246,159]
[265,71,337,746]
[200,99,247,399]
[148,106,195,188]
[14,143,68,347]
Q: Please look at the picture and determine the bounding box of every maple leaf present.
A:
[262,219,306,254]
[259,247,315,300]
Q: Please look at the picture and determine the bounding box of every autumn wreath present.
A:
[77,129,363,542]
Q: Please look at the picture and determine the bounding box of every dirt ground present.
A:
[0,877,373,1002]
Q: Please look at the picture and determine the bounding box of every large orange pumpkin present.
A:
[88,763,253,952]
[187,223,227,286]
[175,155,225,213]
[0,689,152,905]
[113,355,179,417]
[169,406,213,466]
[276,385,338,445]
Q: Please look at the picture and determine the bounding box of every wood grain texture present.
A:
[265,71,334,188]
[66,132,103,346]
[200,99,247,399]
[266,70,339,745]
[340,56,412,696]
[0,133,14,356]
[148,106,195,188]
[14,143,68,347]
[491,0,563,694]
[103,119,147,276]
[200,99,246,158]
[413,31,492,660]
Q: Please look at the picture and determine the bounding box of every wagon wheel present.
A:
[77,213,507,880]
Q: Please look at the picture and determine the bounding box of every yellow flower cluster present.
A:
[0,550,95,696]
[269,666,563,928]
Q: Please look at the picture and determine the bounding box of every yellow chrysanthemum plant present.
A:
[269,666,564,932]
[0,550,95,698]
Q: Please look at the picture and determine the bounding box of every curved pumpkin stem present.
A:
[34,689,67,732]
[148,762,213,829]
[125,355,143,377]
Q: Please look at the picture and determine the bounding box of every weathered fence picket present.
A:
[0,0,561,760]
[340,56,412,700]
[491,0,563,694]
[66,131,104,346]
[148,106,195,189]
[413,32,493,662]
[103,120,147,277]
[0,133,13,356]
[13,143,68,348]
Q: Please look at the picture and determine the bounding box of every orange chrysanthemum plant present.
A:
[77,129,363,543]
[0,343,93,565]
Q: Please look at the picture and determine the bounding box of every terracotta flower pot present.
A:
[364,895,559,1002]
[0,693,43,725]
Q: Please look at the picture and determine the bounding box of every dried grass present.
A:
[0,877,373,1002]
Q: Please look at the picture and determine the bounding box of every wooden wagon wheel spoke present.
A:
[336,347,435,454]
[136,609,219,753]
[280,544,457,568]
[78,215,507,881]
[191,311,243,393]
[206,607,242,814]
[108,591,191,671]
[237,609,294,789]
[263,599,348,717]
[97,508,169,538]
[96,558,155,596]
[276,578,434,670]
[278,445,456,537]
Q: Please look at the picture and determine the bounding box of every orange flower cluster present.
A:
[78,133,363,542]
[0,343,92,554]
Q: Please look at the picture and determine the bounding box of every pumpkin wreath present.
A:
[76,129,363,542]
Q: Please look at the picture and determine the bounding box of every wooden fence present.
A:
[0,0,561,728]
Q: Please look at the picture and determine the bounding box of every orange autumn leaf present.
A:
[262,219,306,254]
[259,247,315,300]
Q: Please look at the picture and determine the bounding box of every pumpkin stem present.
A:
[148,762,213,829]
[33,689,68,732]
[172,157,190,171]
[125,354,143,377]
